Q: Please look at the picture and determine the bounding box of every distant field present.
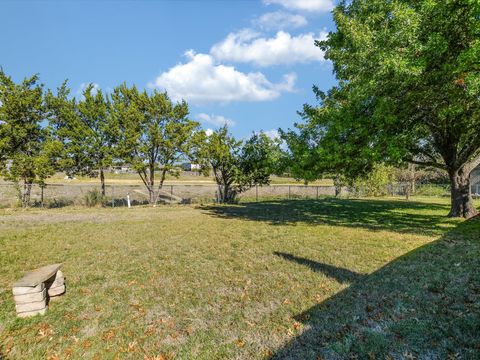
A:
[1,197,479,359]
[32,172,335,186]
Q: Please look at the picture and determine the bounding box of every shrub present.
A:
[416,184,450,197]
[351,164,395,197]
[84,189,105,207]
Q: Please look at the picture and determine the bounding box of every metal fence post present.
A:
[40,184,44,208]
[256,184,258,202]
[171,185,173,198]
[316,186,319,200]
[288,185,291,200]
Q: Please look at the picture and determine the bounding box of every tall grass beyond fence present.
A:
[0,182,456,208]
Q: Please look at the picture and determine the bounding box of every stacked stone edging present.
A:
[12,264,65,317]
[13,283,48,318]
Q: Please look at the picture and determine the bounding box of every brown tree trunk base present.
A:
[449,171,478,219]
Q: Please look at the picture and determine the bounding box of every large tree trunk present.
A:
[448,169,478,219]
[100,168,106,197]
[333,175,342,197]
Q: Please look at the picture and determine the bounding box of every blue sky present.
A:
[1,0,337,138]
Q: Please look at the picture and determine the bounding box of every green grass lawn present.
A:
[0,197,479,359]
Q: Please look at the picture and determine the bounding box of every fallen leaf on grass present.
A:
[144,326,156,336]
[262,349,273,358]
[129,302,145,313]
[37,324,54,339]
[102,329,116,341]
[64,347,73,358]
[3,338,13,354]
[233,339,246,348]
[127,341,137,352]
[80,288,92,295]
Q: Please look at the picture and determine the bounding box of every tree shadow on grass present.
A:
[202,198,456,235]
[273,252,364,284]
[271,219,480,359]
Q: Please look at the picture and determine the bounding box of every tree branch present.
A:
[408,159,447,170]
[464,154,480,174]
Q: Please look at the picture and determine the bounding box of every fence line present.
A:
[0,182,453,208]
[0,182,336,207]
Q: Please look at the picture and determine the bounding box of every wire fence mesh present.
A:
[0,183,337,208]
[0,181,462,208]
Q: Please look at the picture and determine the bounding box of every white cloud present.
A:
[210,29,328,67]
[150,51,296,104]
[263,0,334,12]
[197,113,235,127]
[205,128,214,137]
[263,129,281,140]
[254,11,308,30]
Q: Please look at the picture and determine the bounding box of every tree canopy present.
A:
[110,84,202,204]
[200,126,281,203]
[48,83,114,195]
[0,70,61,207]
[282,0,480,218]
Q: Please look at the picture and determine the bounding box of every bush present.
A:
[84,189,105,207]
[351,164,395,197]
[416,184,450,197]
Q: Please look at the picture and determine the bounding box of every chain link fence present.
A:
[0,181,467,208]
[0,183,337,208]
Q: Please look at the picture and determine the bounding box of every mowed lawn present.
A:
[0,197,479,359]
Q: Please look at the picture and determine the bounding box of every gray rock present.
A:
[12,283,45,296]
[48,285,66,297]
[17,306,48,318]
[15,299,47,313]
[14,289,46,304]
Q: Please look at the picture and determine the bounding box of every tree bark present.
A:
[409,163,416,195]
[22,180,32,208]
[100,168,106,197]
[148,164,155,205]
[333,175,342,197]
[448,169,478,219]
[148,187,155,205]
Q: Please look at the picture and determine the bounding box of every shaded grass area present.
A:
[0,197,478,359]
[272,219,480,359]
[203,197,460,236]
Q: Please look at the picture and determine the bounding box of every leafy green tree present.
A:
[111,85,201,204]
[352,164,395,197]
[0,70,61,207]
[283,0,480,218]
[48,83,114,196]
[200,127,280,203]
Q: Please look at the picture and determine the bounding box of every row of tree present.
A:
[2,0,478,218]
[280,0,480,219]
[0,71,281,206]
